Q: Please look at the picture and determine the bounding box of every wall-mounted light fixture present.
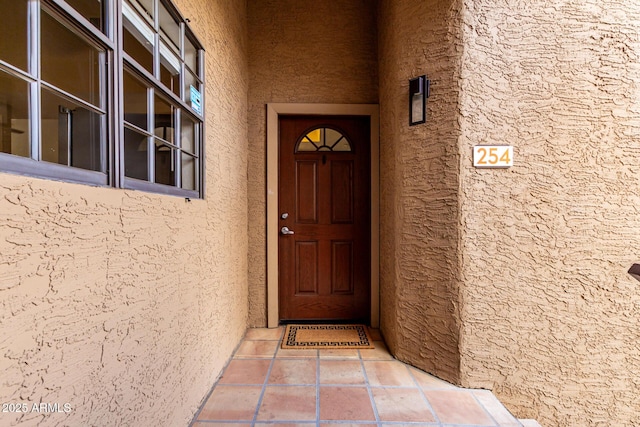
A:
[628,264,640,282]
[409,75,430,126]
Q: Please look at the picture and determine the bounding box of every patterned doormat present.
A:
[282,324,374,349]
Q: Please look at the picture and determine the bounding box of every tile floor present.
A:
[191,327,527,427]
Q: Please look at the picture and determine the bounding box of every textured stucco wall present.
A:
[377,0,464,384]
[0,1,248,426]
[247,0,378,326]
[458,1,640,426]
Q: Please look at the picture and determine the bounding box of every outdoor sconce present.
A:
[628,264,640,282]
[409,75,430,126]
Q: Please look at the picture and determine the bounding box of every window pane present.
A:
[0,2,28,70]
[160,42,180,96]
[159,2,180,50]
[296,128,352,152]
[41,89,104,172]
[124,127,148,180]
[0,70,30,157]
[184,70,199,106]
[181,152,196,190]
[132,0,154,20]
[123,3,154,74]
[154,140,175,185]
[154,95,174,143]
[180,114,196,153]
[41,10,103,107]
[325,128,351,151]
[123,71,148,130]
[184,37,198,73]
[65,0,104,32]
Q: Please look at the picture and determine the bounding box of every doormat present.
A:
[282,324,374,349]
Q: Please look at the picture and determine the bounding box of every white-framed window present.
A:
[0,0,205,198]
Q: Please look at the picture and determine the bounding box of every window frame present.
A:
[0,0,205,198]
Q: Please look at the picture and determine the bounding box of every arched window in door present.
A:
[296,127,352,152]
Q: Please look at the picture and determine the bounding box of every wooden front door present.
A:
[278,115,371,323]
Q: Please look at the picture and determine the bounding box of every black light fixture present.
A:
[409,75,430,126]
[628,264,640,282]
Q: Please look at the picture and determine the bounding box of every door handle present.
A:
[281,226,295,235]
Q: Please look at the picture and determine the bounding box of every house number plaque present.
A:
[473,145,513,168]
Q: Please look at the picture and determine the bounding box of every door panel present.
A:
[295,241,319,295]
[331,241,354,295]
[278,115,370,322]
[296,161,318,223]
[330,160,354,223]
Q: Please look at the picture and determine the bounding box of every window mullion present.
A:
[40,82,107,115]
[29,0,41,162]
[175,107,181,188]
[153,0,159,29]
[153,32,160,81]
[114,0,125,189]
[104,0,112,40]
[102,51,111,178]
[148,86,155,183]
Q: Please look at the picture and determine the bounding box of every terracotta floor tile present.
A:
[256,424,316,427]
[193,423,252,427]
[319,386,376,421]
[424,389,496,426]
[246,327,284,341]
[197,385,262,421]
[321,424,377,427]
[234,340,279,358]
[269,359,317,385]
[380,424,437,427]
[218,359,271,385]
[473,390,521,426]
[364,361,415,387]
[277,348,318,358]
[360,341,394,360]
[318,348,360,359]
[320,360,366,385]
[193,330,533,427]
[256,386,317,421]
[372,388,436,422]
[410,367,457,390]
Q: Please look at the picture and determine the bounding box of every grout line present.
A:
[316,352,321,425]
[188,331,250,426]
[253,422,317,425]
[220,383,315,387]
[469,390,503,427]
[250,336,279,426]
[359,344,382,426]
[471,390,525,427]
[232,358,282,361]
[405,364,442,426]
[371,423,439,426]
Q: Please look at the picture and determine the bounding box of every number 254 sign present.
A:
[473,145,513,168]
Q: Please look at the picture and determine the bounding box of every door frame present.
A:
[266,103,380,328]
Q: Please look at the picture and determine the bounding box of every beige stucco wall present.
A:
[458,1,640,426]
[377,0,464,384]
[378,0,640,425]
[0,1,248,426]
[247,0,378,326]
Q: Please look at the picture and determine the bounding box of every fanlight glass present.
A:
[296,127,352,152]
